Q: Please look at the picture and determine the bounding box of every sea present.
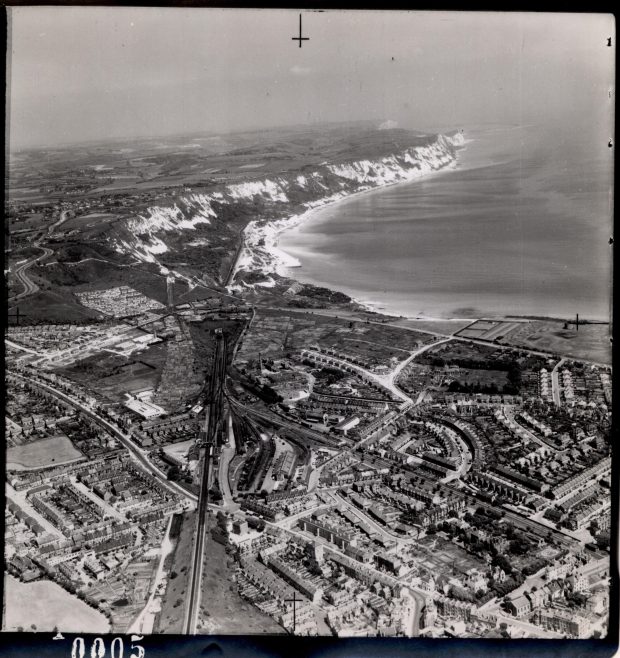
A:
[279,123,613,321]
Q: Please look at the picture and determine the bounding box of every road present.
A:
[274,502,333,530]
[183,332,227,635]
[494,613,563,639]
[551,358,566,406]
[307,341,452,487]
[333,491,407,543]
[6,483,64,539]
[71,479,128,521]
[8,246,53,302]
[128,514,175,635]
[366,451,579,550]
[389,338,452,390]
[5,339,40,355]
[304,348,411,404]
[7,208,68,303]
[7,370,197,505]
[502,406,557,452]
[305,337,452,407]
[48,209,69,235]
[218,413,239,511]
[401,587,427,637]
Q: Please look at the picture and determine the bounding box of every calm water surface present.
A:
[280,124,612,320]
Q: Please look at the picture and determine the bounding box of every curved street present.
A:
[8,246,53,302]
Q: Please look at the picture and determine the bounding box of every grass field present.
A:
[447,368,510,391]
[155,510,284,635]
[61,213,117,231]
[156,511,196,633]
[6,435,83,470]
[10,289,102,325]
[3,575,110,633]
[61,344,168,403]
[501,321,611,364]
[197,526,285,635]
[162,439,195,461]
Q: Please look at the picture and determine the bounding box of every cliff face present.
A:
[110,131,465,285]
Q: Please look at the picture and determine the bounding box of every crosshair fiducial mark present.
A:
[285,591,301,632]
[292,13,309,48]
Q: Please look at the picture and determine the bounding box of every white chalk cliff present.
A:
[111,131,466,283]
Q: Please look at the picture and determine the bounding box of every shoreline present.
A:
[278,160,461,281]
[252,140,483,322]
[229,134,465,318]
[229,132,610,326]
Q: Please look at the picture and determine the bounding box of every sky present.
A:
[6,8,615,149]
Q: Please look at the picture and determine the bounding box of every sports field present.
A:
[3,575,110,633]
[6,435,83,470]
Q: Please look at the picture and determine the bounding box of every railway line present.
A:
[183,331,228,635]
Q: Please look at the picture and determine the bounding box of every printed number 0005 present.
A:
[71,636,145,658]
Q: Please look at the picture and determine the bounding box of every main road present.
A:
[303,340,450,406]
[8,208,68,303]
[8,246,54,302]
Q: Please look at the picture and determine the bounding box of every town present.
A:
[4,280,612,639]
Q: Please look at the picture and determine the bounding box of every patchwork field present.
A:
[60,212,118,232]
[456,320,523,341]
